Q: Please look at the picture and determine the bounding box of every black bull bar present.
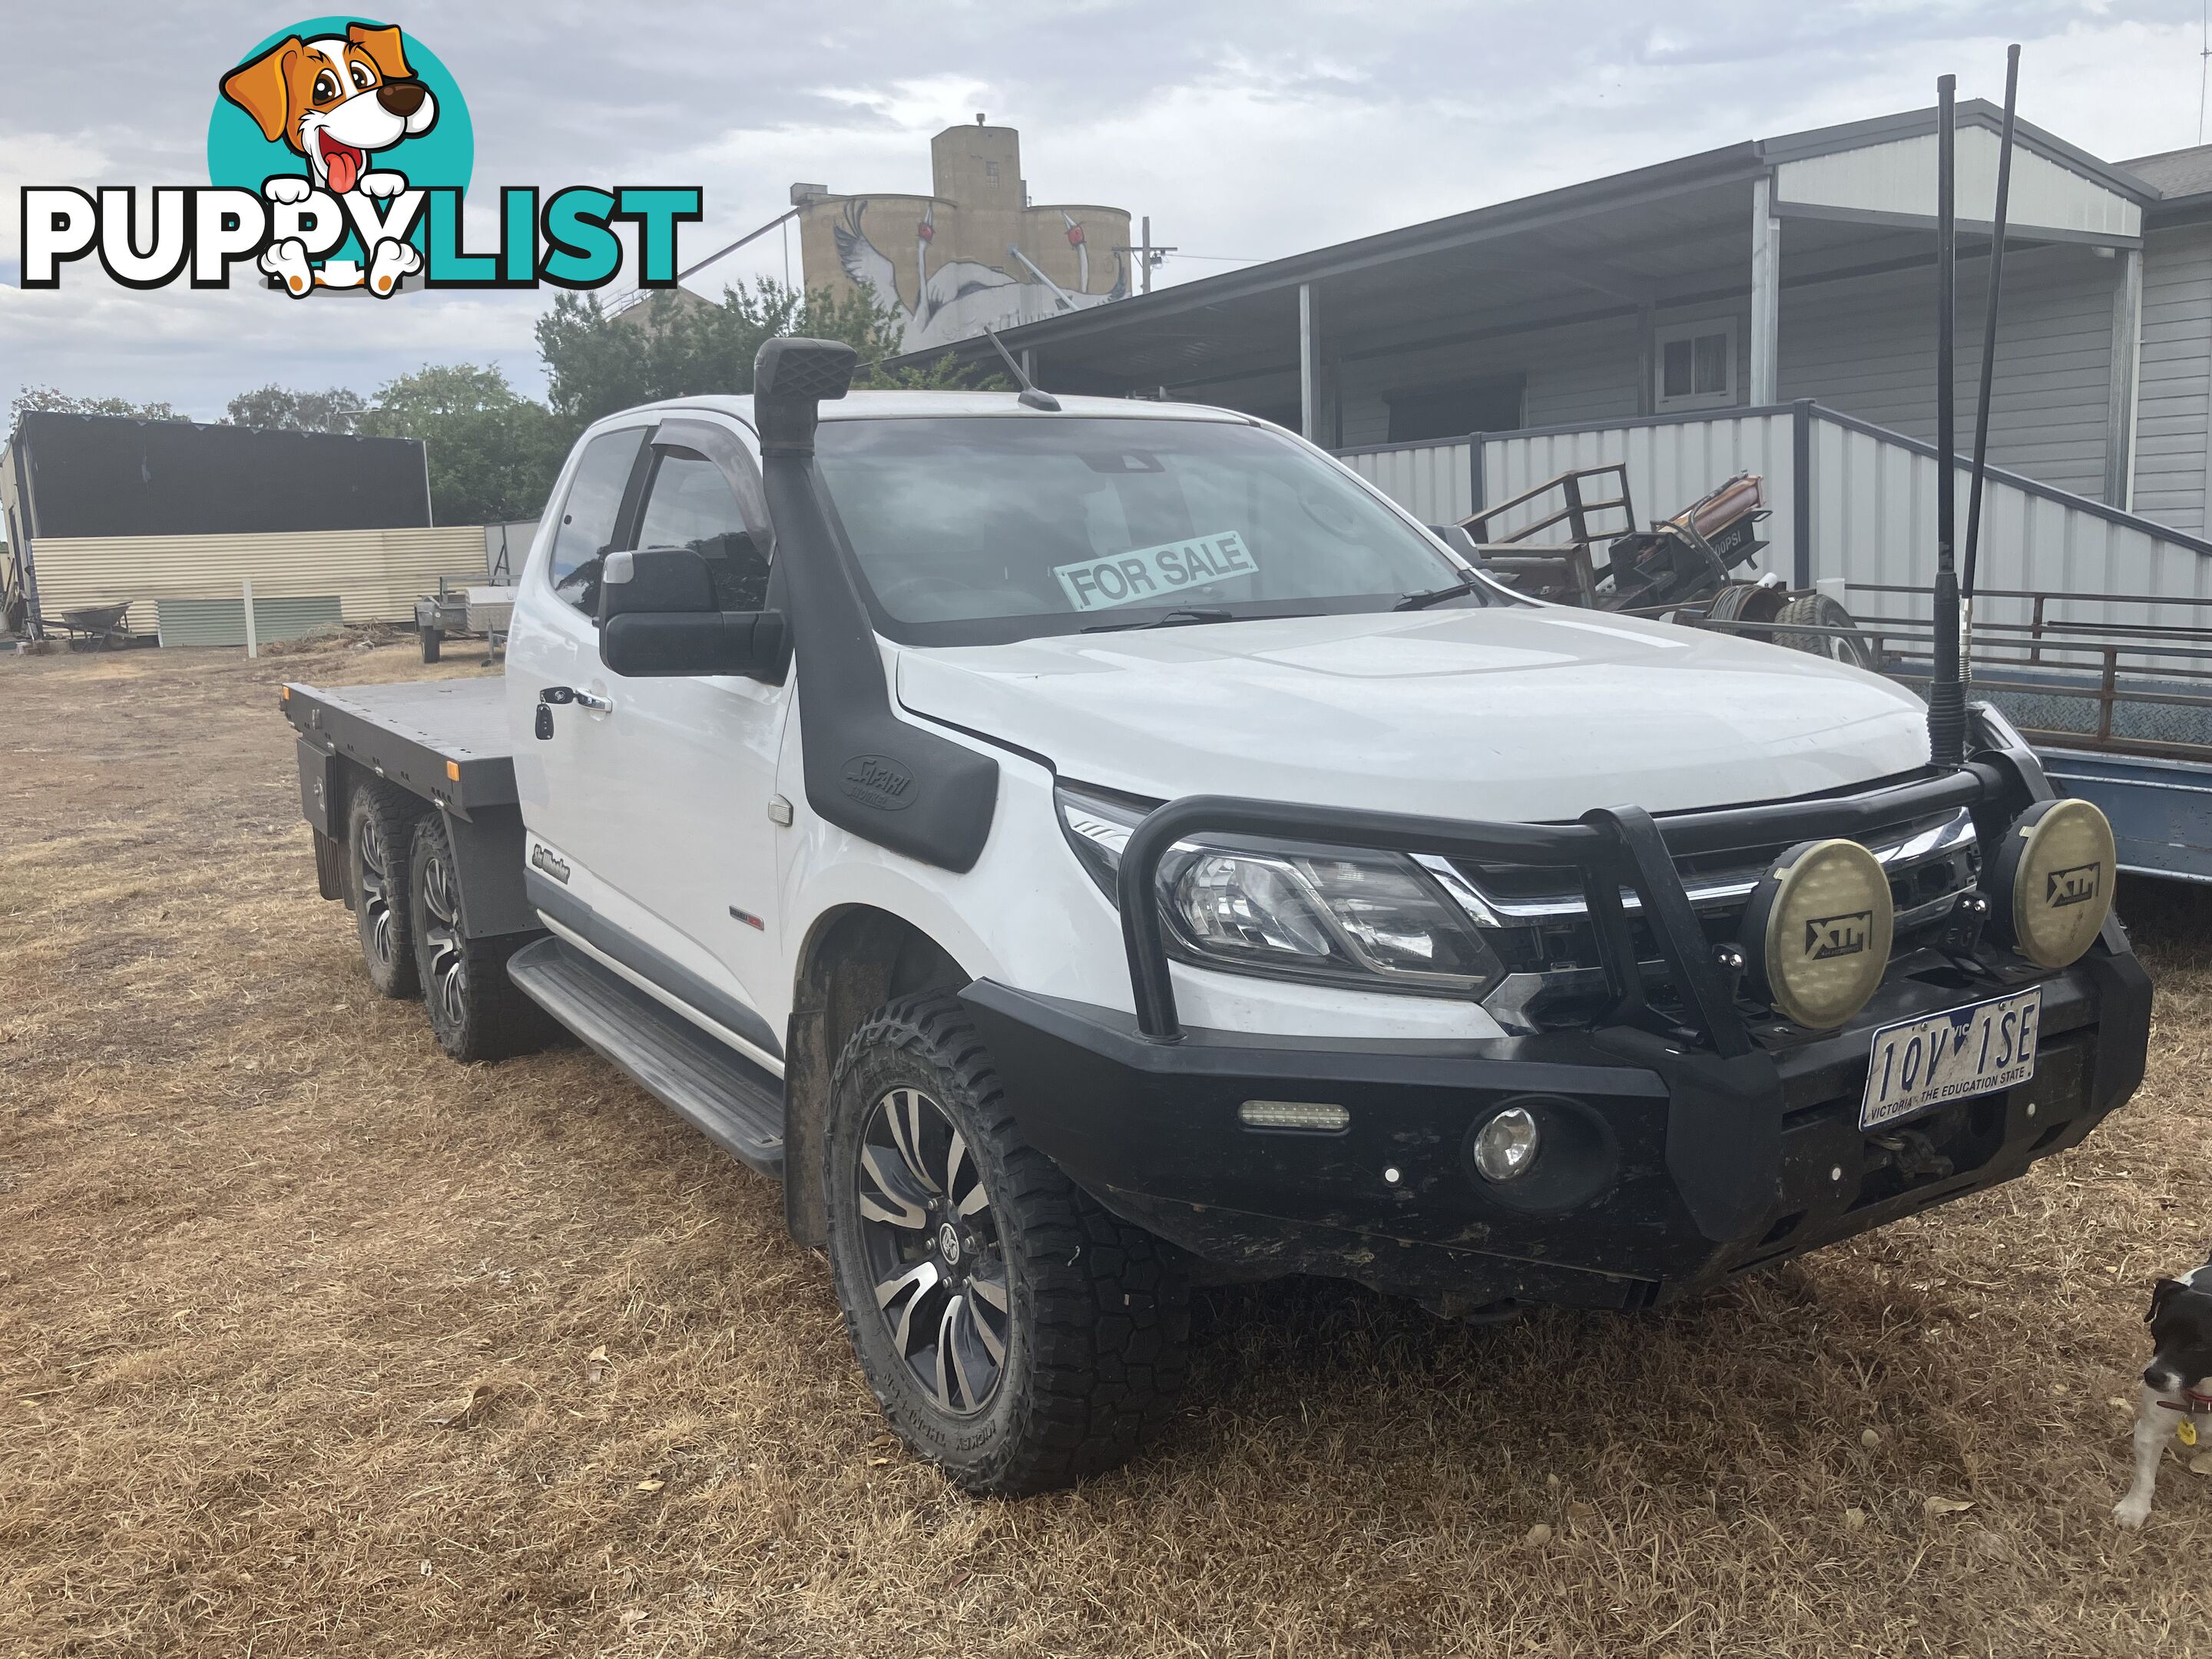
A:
[1103,753,2075,1244]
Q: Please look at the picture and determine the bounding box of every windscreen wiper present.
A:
[1081,608,1240,633]
[1393,576,1490,611]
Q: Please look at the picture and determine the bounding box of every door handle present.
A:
[540,686,613,713]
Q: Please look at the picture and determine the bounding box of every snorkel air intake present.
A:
[753,337,998,871]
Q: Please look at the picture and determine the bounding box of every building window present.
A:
[1654,320,1736,412]
[1383,375,1527,444]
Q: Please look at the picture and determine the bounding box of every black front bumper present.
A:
[962,948,2148,1313]
[967,748,2153,1313]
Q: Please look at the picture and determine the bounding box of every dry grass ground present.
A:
[5,641,2212,1657]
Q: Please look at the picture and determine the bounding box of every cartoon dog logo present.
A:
[219,23,436,296]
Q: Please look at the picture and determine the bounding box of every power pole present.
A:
[1113,216,1175,295]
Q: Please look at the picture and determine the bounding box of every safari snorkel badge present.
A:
[18,18,699,298]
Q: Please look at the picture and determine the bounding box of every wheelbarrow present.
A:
[52,601,133,651]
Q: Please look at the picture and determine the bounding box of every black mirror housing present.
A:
[598,546,715,625]
[601,610,786,677]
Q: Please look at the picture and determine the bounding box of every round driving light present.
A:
[1740,837,1894,1030]
[1471,1105,1541,1182]
[1992,796,2115,969]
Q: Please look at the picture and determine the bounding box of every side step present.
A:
[508,936,786,1177]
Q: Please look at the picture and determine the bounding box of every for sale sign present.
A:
[1052,531,1259,613]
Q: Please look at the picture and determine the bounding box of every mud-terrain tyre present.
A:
[824,993,1190,1495]
[420,628,442,664]
[407,814,558,1063]
[1772,592,1879,671]
[346,781,424,999]
[1704,579,1787,641]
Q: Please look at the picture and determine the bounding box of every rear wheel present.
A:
[824,993,1190,1495]
[1772,592,1879,671]
[408,814,558,1063]
[346,783,422,999]
[1704,579,1788,641]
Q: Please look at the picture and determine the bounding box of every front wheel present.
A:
[824,994,1190,1495]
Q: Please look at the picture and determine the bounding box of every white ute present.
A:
[283,337,2147,1494]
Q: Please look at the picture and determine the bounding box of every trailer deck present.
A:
[280,677,515,818]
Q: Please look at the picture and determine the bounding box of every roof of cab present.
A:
[598,389,1261,429]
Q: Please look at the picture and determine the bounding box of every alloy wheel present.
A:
[358,818,398,965]
[854,1085,1009,1415]
[419,845,467,1030]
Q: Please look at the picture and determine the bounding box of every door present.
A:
[510,413,792,1065]
[508,419,650,922]
[594,417,791,1055]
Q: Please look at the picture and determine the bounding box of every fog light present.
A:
[1472,1105,1541,1181]
[1740,837,1894,1030]
[1992,796,2115,969]
[1239,1100,1350,1132]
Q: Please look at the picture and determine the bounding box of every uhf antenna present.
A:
[1962,44,2022,690]
[1926,73,1968,769]
[982,326,1061,411]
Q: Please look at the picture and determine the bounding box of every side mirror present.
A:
[598,547,785,677]
[598,546,714,623]
[601,609,786,677]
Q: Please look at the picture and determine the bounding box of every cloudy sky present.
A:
[2,1,2203,422]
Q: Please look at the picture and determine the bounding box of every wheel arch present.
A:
[783,903,969,1246]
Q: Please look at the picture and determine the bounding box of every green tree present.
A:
[9,386,186,425]
[358,364,566,525]
[225,384,368,432]
[535,278,992,432]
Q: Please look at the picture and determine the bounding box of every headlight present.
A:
[1740,837,1893,1029]
[1992,797,2114,969]
[1055,783,1505,996]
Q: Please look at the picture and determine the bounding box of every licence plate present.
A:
[1859,987,2041,1130]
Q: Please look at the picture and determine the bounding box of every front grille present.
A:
[1443,806,1977,928]
[1449,806,1984,1033]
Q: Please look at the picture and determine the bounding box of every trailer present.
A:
[413,575,515,664]
[1445,465,1879,671]
[1848,584,2212,886]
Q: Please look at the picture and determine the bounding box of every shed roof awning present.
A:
[892,99,2155,392]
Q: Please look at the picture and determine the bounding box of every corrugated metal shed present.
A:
[155,594,343,648]
[30,526,487,626]
[6,413,430,538]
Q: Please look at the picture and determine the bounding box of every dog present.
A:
[2114,1257,2212,1528]
[218,22,436,296]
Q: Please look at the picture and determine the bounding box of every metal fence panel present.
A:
[1811,414,2212,672]
[154,594,344,648]
[29,525,492,628]
[1340,408,2212,676]
[1339,442,1476,525]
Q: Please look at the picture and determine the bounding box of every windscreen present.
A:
[813,416,1482,644]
